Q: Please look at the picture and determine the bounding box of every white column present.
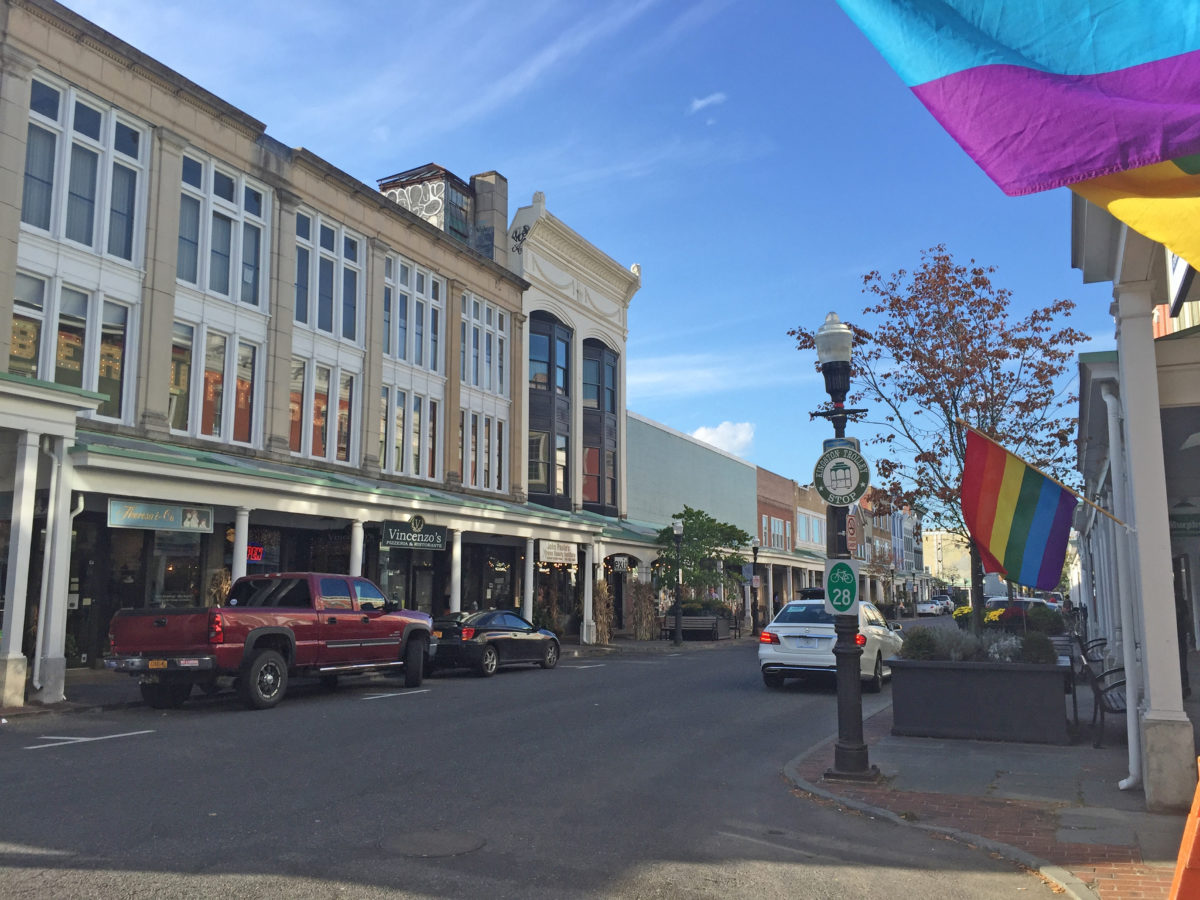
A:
[0,432,38,707]
[349,520,363,576]
[766,564,775,618]
[30,437,74,704]
[786,567,794,604]
[450,530,462,613]
[232,508,250,581]
[523,538,535,620]
[570,330,584,510]
[581,542,595,644]
[1114,281,1196,810]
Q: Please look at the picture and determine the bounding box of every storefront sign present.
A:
[381,515,447,550]
[540,540,577,565]
[1170,514,1200,537]
[108,499,213,532]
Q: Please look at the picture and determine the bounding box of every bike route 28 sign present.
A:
[813,446,870,507]
[823,558,861,616]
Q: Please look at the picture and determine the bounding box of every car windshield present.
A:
[774,604,835,625]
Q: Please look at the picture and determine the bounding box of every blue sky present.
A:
[62,0,1117,483]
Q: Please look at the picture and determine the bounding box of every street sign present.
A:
[813,446,871,507]
[822,437,861,453]
[845,514,858,554]
[824,558,861,616]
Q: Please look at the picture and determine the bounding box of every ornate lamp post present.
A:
[813,311,876,780]
[672,520,684,646]
[750,536,761,635]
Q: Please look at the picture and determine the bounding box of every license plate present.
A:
[433,630,442,639]
[796,637,817,649]
[148,659,167,670]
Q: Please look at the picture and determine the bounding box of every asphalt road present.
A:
[0,641,1055,899]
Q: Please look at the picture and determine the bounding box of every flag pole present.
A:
[957,420,1130,530]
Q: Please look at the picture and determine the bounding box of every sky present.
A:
[60,0,1118,485]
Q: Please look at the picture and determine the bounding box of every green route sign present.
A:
[824,558,861,616]
[813,446,870,507]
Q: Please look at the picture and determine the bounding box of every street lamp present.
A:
[672,520,684,646]
[750,536,761,636]
[813,311,876,780]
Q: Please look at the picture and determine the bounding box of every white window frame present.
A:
[21,72,148,266]
[176,152,270,307]
[461,292,507,398]
[168,317,263,447]
[9,270,135,423]
[289,355,359,464]
[294,209,363,345]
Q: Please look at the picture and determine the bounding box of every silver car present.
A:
[758,599,904,693]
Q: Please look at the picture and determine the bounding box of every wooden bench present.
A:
[1080,661,1126,748]
[659,614,732,641]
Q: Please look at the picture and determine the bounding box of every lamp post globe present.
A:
[672,520,684,646]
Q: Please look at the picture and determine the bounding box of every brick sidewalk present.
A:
[792,707,1175,900]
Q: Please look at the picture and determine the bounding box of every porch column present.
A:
[1114,282,1196,810]
[580,542,595,644]
[450,530,462,613]
[232,508,250,581]
[766,564,775,618]
[29,436,75,704]
[0,432,39,706]
[349,520,364,575]
[523,537,535,620]
[786,567,794,604]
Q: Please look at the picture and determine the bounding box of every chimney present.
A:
[470,171,508,266]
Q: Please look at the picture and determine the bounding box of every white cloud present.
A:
[692,421,754,456]
[689,92,727,114]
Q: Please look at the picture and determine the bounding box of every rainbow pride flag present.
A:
[961,429,1078,591]
[836,1,1200,196]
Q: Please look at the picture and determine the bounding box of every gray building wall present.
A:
[625,411,757,533]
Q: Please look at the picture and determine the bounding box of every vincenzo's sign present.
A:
[381,515,447,550]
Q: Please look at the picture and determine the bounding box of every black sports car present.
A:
[431,609,559,676]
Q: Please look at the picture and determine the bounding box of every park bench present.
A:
[658,614,732,641]
[1080,660,1127,748]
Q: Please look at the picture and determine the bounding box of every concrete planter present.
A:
[890,657,1070,744]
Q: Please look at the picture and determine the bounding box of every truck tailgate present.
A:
[109,608,211,655]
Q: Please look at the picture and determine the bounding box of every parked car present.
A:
[984,597,1010,610]
[758,598,904,693]
[106,572,434,710]
[931,594,954,614]
[431,609,559,676]
[915,597,942,616]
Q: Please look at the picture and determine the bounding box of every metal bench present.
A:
[658,614,732,641]
[1080,661,1126,748]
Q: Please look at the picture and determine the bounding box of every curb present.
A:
[782,743,1101,900]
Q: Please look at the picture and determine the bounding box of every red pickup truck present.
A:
[105,572,434,710]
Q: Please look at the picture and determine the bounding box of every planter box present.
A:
[890,658,1071,744]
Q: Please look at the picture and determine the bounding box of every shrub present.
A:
[1020,631,1058,664]
[629,581,660,640]
[593,578,613,645]
[897,627,939,660]
[983,632,1022,662]
[952,605,973,629]
[1025,604,1065,635]
[984,608,1005,626]
[937,628,982,661]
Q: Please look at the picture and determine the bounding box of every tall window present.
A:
[22,75,148,264]
[463,293,506,396]
[170,322,193,431]
[528,313,573,509]
[295,211,361,343]
[582,340,620,515]
[8,272,131,420]
[169,322,260,444]
[176,153,268,305]
[383,255,441,373]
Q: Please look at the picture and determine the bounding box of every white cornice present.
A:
[520,210,640,306]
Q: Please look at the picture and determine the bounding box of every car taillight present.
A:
[208,610,224,644]
[759,631,780,645]
[855,633,867,646]
[460,627,475,641]
[107,631,116,655]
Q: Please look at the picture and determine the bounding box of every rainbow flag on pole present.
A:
[836,0,1200,266]
[961,429,1078,591]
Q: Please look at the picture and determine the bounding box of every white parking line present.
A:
[561,664,605,669]
[361,689,430,700]
[26,730,154,750]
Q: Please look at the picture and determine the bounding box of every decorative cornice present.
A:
[523,212,639,305]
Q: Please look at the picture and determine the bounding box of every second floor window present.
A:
[168,319,260,445]
[295,212,362,344]
[288,356,358,463]
[177,154,269,307]
[22,75,147,264]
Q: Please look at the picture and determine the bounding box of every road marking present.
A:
[716,831,820,859]
[362,689,430,700]
[561,664,605,669]
[26,730,154,750]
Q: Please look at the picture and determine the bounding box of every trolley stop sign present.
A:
[824,559,861,616]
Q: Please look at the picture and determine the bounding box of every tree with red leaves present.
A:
[790,245,1089,632]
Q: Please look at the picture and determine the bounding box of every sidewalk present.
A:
[786,696,1189,900]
